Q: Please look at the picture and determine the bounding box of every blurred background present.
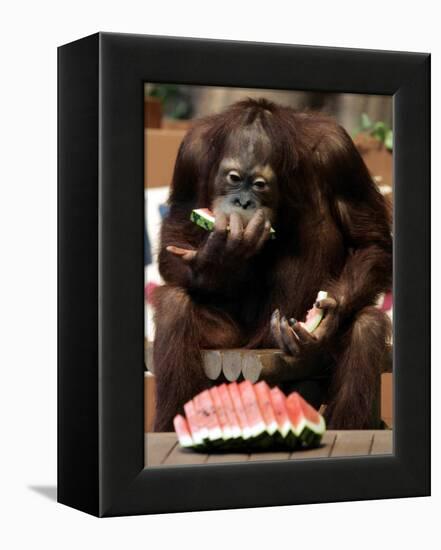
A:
[145,83,393,133]
[144,84,393,430]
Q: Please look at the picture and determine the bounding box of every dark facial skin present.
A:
[211,120,279,226]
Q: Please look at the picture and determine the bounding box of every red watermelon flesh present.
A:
[173,414,194,448]
[228,382,252,439]
[192,395,209,442]
[270,387,293,438]
[194,391,222,442]
[254,381,278,435]
[217,383,242,439]
[209,386,232,440]
[198,207,214,218]
[239,380,266,438]
[285,392,325,437]
[193,393,220,442]
[183,400,205,446]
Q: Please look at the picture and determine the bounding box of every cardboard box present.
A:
[144,98,163,128]
[144,128,186,188]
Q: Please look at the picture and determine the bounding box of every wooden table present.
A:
[145,430,393,467]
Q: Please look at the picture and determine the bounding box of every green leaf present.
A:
[385,130,393,150]
[371,121,386,142]
[360,113,372,131]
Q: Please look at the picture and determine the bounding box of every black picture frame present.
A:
[58,32,430,517]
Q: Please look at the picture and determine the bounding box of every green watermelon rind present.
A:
[190,209,215,232]
[183,414,325,452]
[190,418,279,452]
[293,417,326,447]
[186,425,324,452]
[253,422,280,450]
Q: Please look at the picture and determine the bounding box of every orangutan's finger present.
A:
[166,246,197,263]
[280,316,301,355]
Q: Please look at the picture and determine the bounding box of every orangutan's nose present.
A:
[233,196,255,210]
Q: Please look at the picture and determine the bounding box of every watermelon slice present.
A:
[228,382,252,440]
[217,384,242,440]
[191,208,276,239]
[253,381,278,436]
[190,208,216,231]
[299,290,328,333]
[285,392,326,447]
[239,381,268,439]
[174,383,326,453]
[183,400,205,447]
[194,391,223,445]
[173,414,194,448]
[209,386,233,440]
[270,387,297,449]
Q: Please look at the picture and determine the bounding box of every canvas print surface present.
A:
[143,85,393,466]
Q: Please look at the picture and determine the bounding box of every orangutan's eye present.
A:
[253,178,267,190]
[228,170,242,183]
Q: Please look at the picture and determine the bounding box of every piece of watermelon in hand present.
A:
[298,290,328,333]
[285,392,326,448]
[190,208,276,239]
[190,208,216,232]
